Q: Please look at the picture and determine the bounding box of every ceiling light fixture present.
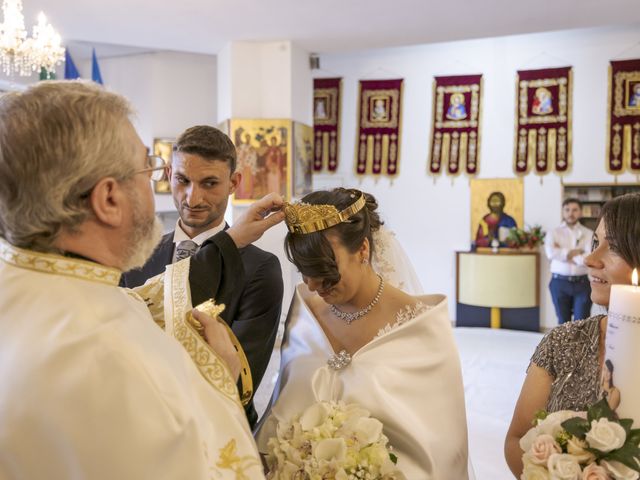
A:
[0,0,64,76]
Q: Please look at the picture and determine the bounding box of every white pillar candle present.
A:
[605,269,640,421]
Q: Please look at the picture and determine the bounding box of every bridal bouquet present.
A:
[520,399,640,480]
[266,400,405,480]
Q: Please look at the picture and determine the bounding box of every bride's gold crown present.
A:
[284,192,366,234]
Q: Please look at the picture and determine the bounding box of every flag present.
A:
[64,50,80,79]
[92,48,103,85]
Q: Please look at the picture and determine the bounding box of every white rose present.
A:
[335,469,349,480]
[313,438,347,462]
[582,463,612,480]
[353,417,384,445]
[344,403,370,419]
[567,436,596,464]
[601,459,640,480]
[274,461,302,480]
[521,426,543,454]
[539,411,586,438]
[547,453,582,480]
[528,434,562,465]
[585,418,627,453]
[521,462,552,480]
[299,402,330,431]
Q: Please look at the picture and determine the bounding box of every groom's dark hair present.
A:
[285,188,383,288]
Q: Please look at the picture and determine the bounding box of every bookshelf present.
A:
[563,183,640,230]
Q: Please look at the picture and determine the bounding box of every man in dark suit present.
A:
[121,125,283,428]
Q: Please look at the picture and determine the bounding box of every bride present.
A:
[256,188,469,479]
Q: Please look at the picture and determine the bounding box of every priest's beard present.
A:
[121,190,163,272]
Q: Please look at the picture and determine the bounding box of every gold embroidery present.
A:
[449,131,460,173]
[314,87,339,126]
[468,131,478,169]
[519,77,568,125]
[0,238,121,286]
[557,127,567,169]
[216,439,260,480]
[168,259,242,408]
[614,72,640,117]
[130,273,166,329]
[193,300,253,407]
[435,84,480,129]
[517,128,528,170]
[360,89,400,129]
[547,128,557,170]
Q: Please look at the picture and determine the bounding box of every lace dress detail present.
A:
[372,229,398,288]
[371,227,423,295]
[375,302,430,338]
[530,315,604,412]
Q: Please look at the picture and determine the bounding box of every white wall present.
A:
[218,40,313,316]
[312,24,640,329]
[78,51,217,212]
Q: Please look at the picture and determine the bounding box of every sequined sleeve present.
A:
[530,329,558,378]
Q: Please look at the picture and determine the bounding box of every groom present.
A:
[121,125,283,428]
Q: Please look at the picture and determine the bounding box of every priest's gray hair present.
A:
[0,80,136,252]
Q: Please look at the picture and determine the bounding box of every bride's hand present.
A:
[192,309,241,381]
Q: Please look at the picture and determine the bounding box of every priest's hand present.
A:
[192,309,241,381]
[227,193,285,248]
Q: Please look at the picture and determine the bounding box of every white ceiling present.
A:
[20,0,640,57]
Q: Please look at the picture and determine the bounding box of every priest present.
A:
[0,81,283,479]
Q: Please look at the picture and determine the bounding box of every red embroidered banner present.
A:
[514,67,572,176]
[355,79,403,176]
[607,59,640,174]
[428,74,482,176]
[313,78,341,172]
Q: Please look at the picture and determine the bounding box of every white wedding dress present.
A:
[256,228,470,479]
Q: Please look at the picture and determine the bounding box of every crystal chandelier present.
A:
[0,0,64,76]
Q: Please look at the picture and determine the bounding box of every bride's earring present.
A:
[361,258,368,265]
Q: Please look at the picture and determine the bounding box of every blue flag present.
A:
[64,50,80,79]
[91,48,103,85]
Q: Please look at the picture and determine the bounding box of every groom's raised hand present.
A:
[227,192,286,249]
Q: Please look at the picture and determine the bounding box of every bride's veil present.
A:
[372,225,477,480]
[371,226,423,295]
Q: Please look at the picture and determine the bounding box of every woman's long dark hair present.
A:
[605,359,615,388]
[601,193,640,270]
[285,188,382,288]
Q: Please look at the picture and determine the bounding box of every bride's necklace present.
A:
[329,275,384,325]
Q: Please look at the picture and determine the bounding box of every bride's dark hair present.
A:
[285,188,383,288]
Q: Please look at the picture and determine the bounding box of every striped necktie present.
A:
[175,240,198,262]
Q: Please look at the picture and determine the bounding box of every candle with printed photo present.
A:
[604,268,640,420]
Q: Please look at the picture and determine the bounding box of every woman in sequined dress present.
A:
[255,188,470,479]
[504,193,640,477]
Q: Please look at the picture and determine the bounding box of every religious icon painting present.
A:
[152,138,174,194]
[313,78,341,172]
[514,67,572,176]
[606,59,640,174]
[292,122,313,199]
[230,119,292,204]
[428,74,483,177]
[469,178,524,246]
[355,79,403,177]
